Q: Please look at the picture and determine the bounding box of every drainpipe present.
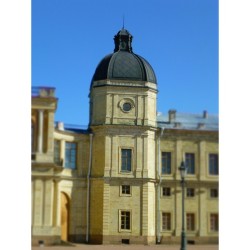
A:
[86,133,93,243]
[156,128,164,243]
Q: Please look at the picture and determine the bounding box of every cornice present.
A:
[90,124,157,133]
[92,80,157,92]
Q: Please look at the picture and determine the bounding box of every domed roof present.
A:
[91,28,157,85]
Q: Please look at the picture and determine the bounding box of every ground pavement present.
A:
[32,243,218,250]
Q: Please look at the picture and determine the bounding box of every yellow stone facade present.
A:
[31,29,218,246]
[31,85,218,246]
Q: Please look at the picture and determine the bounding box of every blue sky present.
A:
[32,0,218,126]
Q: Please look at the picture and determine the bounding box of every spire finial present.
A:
[122,15,125,29]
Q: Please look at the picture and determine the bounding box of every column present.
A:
[38,109,44,153]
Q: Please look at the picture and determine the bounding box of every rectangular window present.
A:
[186,213,195,231]
[210,214,219,231]
[209,154,219,175]
[121,149,132,172]
[186,188,195,197]
[210,188,219,198]
[120,211,131,230]
[162,212,171,230]
[185,153,195,174]
[54,140,61,165]
[162,152,171,174]
[162,187,171,197]
[65,142,77,169]
[121,185,131,195]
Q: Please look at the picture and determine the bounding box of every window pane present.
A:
[185,153,195,174]
[162,152,171,174]
[162,187,171,196]
[209,154,219,175]
[121,211,130,230]
[65,142,77,169]
[122,185,131,195]
[210,214,219,231]
[186,213,195,231]
[121,149,132,172]
[162,212,171,230]
[210,189,218,198]
[187,188,195,197]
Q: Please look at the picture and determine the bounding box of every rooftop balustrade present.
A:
[32,86,55,97]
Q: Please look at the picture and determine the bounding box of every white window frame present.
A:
[162,212,172,231]
[120,185,132,197]
[119,209,132,232]
[119,147,133,174]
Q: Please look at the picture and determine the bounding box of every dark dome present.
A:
[91,29,157,85]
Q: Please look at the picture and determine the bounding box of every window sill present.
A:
[161,195,172,199]
[119,229,132,233]
[120,171,133,175]
[186,196,196,199]
[120,194,132,197]
[161,229,173,233]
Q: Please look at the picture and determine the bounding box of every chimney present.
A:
[203,110,208,118]
[197,123,205,129]
[57,122,64,131]
[169,110,176,122]
[174,122,181,128]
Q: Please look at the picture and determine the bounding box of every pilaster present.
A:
[60,139,65,167]
[102,181,110,239]
[174,184,182,236]
[175,140,183,179]
[142,135,148,178]
[112,94,118,124]
[199,141,206,180]
[53,180,60,227]
[141,182,156,243]
[43,179,54,226]
[47,111,55,154]
[104,135,111,177]
[199,187,207,236]
[136,136,142,178]
[33,178,43,226]
[111,135,118,176]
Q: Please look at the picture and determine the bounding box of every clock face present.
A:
[123,102,132,112]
